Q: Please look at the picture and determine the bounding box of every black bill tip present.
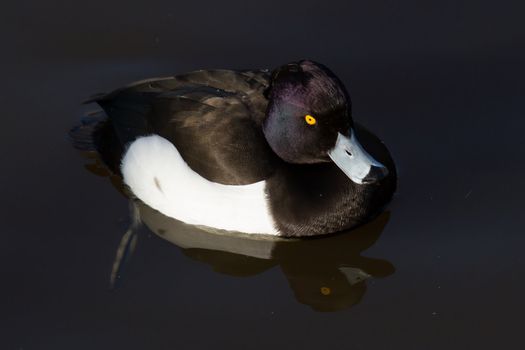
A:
[362,165,389,184]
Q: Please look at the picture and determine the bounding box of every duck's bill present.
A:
[328,130,388,185]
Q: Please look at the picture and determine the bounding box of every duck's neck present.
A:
[265,160,395,237]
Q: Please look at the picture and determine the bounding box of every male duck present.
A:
[72,60,396,237]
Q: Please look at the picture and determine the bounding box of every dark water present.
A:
[2,0,525,349]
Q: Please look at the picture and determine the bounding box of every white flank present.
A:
[121,135,279,235]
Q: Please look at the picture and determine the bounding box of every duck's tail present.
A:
[69,108,124,175]
[68,109,107,151]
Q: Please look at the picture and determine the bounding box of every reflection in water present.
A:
[84,153,395,312]
[138,203,395,312]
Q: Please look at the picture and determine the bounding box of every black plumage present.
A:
[88,70,278,184]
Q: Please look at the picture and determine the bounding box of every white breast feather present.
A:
[121,135,279,235]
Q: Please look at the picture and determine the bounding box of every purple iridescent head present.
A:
[263,60,387,184]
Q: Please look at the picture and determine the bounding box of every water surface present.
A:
[2,0,525,349]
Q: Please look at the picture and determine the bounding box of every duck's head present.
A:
[263,60,388,184]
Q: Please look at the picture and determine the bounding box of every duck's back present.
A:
[85,69,280,185]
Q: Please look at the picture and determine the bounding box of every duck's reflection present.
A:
[138,202,395,312]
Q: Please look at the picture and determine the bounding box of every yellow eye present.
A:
[320,287,331,296]
[305,114,316,125]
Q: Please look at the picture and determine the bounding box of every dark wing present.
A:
[93,69,279,185]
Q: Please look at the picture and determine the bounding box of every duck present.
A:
[71,60,397,237]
